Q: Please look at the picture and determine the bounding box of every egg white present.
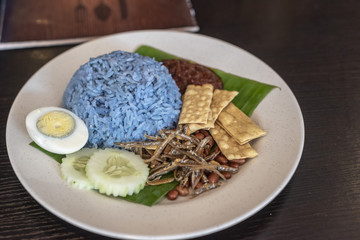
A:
[26,107,89,154]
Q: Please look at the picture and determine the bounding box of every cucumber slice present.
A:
[86,148,149,197]
[60,148,97,190]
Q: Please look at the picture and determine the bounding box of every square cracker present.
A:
[210,123,258,159]
[187,110,214,134]
[187,89,238,134]
[178,84,213,125]
[210,89,238,122]
[217,103,266,145]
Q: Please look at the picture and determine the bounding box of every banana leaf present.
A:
[122,172,178,206]
[29,142,65,164]
[135,45,277,116]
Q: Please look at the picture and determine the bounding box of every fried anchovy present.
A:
[144,134,162,140]
[145,132,176,163]
[114,140,162,148]
[191,169,203,189]
[205,150,220,162]
[147,177,175,186]
[195,136,211,154]
[215,164,239,173]
[169,143,206,164]
[180,170,192,188]
[148,158,181,180]
[192,182,223,198]
[170,140,196,150]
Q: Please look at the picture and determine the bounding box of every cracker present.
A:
[187,110,214,134]
[187,89,238,134]
[210,89,238,122]
[210,123,258,159]
[217,103,266,144]
[178,84,214,124]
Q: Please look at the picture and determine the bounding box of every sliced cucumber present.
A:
[86,148,149,197]
[60,148,97,190]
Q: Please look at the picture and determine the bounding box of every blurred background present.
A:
[0,0,198,49]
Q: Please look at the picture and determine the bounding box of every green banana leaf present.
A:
[122,172,178,206]
[30,142,65,164]
[135,45,277,116]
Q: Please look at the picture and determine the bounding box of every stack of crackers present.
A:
[178,84,266,160]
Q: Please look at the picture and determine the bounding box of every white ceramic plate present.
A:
[6,30,304,239]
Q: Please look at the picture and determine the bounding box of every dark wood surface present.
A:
[1,0,360,239]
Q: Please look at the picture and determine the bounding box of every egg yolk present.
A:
[36,111,75,138]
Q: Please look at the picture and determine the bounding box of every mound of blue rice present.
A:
[62,50,182,148]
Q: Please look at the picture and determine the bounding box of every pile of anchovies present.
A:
[115,124,239,198]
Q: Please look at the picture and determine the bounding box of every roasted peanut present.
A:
[195,181,203,189]
[194,132,205,140]
[222,171,232,179]
[229,162,240,168]
[176,185,189,196]
[199,129,210,137]
[204,146,211,156]
[167,189,179,200]
[208,172,220,183]
[207,136,215,148]
[215,154,228,165]
[229,158,246,165]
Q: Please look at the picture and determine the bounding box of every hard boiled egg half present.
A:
[26,107,89,154]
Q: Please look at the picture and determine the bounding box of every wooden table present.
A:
[1,0,360,239]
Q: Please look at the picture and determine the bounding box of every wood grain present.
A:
[1,0,360,239]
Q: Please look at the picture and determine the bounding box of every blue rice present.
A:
[62,50,182,148]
